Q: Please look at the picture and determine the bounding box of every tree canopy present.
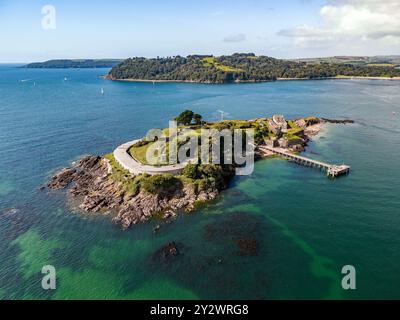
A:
[24,59,122,68]
[107,53,400,83]
[175,110,194,126]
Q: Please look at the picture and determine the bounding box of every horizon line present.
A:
[2,53,400,65]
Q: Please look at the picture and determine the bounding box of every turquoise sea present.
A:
[0,65,399,299]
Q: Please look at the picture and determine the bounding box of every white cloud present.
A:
[278,0,400,52]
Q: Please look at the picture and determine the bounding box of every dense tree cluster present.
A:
[24,59,122,68]
[175,110,203,125]
[108,53,400,83]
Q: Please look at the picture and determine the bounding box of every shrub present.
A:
[199,164,224,180]
[182,164,200,179]
[142,174,181,195]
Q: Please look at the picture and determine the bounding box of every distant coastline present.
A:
[106,54,400,84]
[22,59,123,69]
[277,76,400,81]
[107,75,400,84]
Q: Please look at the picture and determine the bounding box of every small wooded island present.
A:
[106,53,400,83]
[23,59,123,69]
[46,112,352,229]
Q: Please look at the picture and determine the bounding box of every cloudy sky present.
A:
[0,0,399,62]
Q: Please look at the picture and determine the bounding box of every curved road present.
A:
[113,140,186,176]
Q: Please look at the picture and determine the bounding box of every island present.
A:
[106,53,400,83]
[46,112,353,229]
[23,59,123,69]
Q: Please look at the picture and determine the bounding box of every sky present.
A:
[0,0,399,62]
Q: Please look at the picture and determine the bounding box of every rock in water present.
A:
[47,168,77,189]
[153,242,180,263]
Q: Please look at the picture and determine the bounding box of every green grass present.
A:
[202,57,216,67]
[287,127,303,135]
[206,120,253,130]
[104,153,146,195]
[367,63,394,67]
[287,120,299,130]
[103,153,226,199]
[202,57,243,73]
[215,64,243,73]
[285,134,302,142]
[129,143,152,165]
[129,129,203,166]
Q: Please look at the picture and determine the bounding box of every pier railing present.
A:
[259,146,350,177]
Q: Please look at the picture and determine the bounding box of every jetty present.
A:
[259,146,350,177]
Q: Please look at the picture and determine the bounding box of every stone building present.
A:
[268,115,288,135]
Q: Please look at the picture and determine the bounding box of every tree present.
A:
[108,54,400,83]
[175,110,194,126]
[193,114,203,125]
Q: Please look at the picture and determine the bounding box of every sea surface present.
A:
[0,65,399,299]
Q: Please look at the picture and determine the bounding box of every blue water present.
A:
[0,65,399,299]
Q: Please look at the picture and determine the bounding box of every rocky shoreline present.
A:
[107,74,400,84]
[46,156,226,229]
[45,117,353,230]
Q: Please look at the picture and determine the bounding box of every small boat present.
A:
[101,88,104,95]
[64,77,68,81]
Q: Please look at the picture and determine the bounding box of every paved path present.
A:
[113,140,186,176]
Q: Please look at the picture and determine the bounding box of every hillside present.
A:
[23,59,123,69]
[290,55,400,66]
[107,53,400,83]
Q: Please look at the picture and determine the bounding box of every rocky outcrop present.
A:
[113,185,218,229]
[46,155,223,229]
[204,213,260,256]
[47,168,77,189]
[152,242,181,263]
[321,118,354,124]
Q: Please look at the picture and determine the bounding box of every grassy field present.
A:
[202,57,243,73]
[104,153,144,195]
[367,63,395,67]
[129,142,152,165]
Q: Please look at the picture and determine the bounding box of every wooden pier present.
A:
[259,146,350,178]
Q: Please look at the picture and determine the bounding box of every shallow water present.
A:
[0,65,399,299]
